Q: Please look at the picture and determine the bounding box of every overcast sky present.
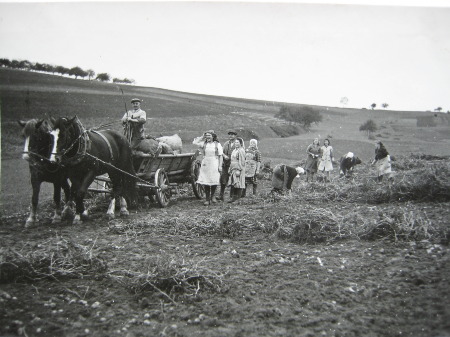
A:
[0,1,449,111]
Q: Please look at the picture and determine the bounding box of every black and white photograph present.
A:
[1,0,449,336]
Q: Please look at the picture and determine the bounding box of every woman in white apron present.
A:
[194,130,223,205]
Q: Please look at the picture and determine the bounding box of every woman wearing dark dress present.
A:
[304,138,321,182]
[372,141,393,183]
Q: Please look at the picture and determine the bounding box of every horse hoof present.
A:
[62,208,74,220]
[80,212,89,220]
[25,219,37,228]
[107,213,115,220]
[120,210,130,217]
[52,215,62,224]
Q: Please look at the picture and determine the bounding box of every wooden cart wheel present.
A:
[155,168,171,207]
[190,159,204,199]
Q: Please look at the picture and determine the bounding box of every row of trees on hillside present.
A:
[0,57,134,84]
[366,103,389,110]
[340,97,390,110]
[275,105,323,129]
[370,103,390,110]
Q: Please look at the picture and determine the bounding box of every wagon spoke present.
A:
[155,169,170,207]
[191,159,204,199]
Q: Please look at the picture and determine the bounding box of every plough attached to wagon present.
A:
[88,151,204,207]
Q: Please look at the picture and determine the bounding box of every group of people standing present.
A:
[119,98,262,205]
[194,130,261,205]
[304,137,335,182]
[121,98,393,205]
[303,137,393,183]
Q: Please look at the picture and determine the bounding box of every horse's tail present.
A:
[114,134,138,206]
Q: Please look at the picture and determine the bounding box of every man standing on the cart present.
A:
[122,98,147,149]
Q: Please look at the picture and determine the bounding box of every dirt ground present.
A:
[1,175,449,337]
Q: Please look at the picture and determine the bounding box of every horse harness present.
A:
[91,130,114,162]
[59,118,113,165]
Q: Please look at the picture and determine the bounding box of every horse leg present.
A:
[73,171,96,223]
[51,183,62,224]
[72,189,85,225]
[119,197,129,217]
[61,178,74,219]
[108,170,132,218]
[106,198,116,219]
[26,177,40,227]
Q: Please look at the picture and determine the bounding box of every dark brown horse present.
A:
[18,119,71,227]
[49,116,137,224]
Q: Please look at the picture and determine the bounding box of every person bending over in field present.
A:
[372,140,394,184]
[193,130,223,206]
[243,139,261,197]
[271,164,304,194]
[122,98,147,150]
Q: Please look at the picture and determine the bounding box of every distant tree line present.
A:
[0,57,134,84]
[369,103,389,110]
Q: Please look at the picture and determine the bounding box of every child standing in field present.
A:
[318,138,334,182]
[243,139,261,197]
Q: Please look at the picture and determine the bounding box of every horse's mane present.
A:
[22,119,52,138]
[22,119,38,138]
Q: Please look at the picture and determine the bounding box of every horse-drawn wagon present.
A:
[89,151,204,207]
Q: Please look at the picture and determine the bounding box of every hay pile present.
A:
[360,206,444,242]
[86,154,449,246]
[0,236,107,283]
[365,163,450,203]
[108,254,226,302]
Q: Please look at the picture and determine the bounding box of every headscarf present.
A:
[249,139,258,150]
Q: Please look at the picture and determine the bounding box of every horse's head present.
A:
[18,119,53,161]
[49,116,80,163]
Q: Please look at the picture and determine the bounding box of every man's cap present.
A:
[227,129,237,135]
[131,98,141,103]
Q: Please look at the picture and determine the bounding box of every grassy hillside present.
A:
[2,67,450,162]
[0,67,282,119]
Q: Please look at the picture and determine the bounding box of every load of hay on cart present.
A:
[88,151,204,207]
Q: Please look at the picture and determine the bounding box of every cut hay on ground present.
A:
[108,254,226,303]
[0,236,107,283]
